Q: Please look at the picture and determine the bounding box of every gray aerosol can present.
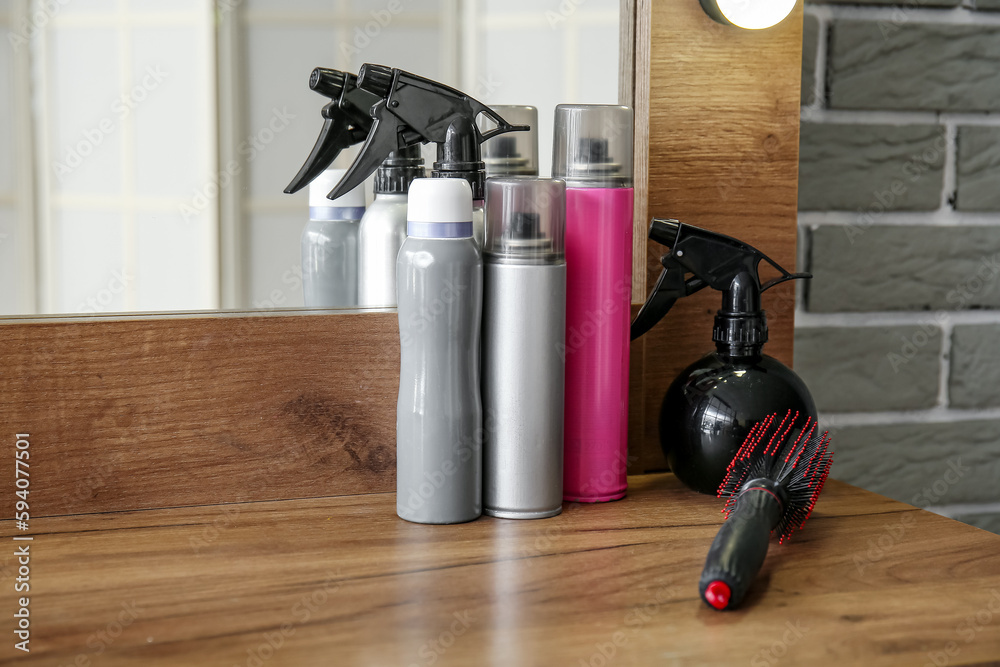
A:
[482,178,567,519]
[358,146,425,307]
[396,178,483,524]
[302,168,365,308]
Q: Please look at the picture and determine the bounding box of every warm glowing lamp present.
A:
[699,0,797,29]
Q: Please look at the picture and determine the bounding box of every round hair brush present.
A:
[698,410,833,611]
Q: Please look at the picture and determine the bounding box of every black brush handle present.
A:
[699,488,782,610]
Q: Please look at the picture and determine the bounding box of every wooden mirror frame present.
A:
[0,0,803,516]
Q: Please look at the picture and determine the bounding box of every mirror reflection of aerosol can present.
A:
[358,146,425,308]
[395,178,483,524]
[302,168,365,308]
[480,105,539,178]
[482,177,567,519]
[553,104,634,502]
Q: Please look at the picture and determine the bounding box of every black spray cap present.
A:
[322,64,529,201]
[374,145,425,194]
[630,219,811,357]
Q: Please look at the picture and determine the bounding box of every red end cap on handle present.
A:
[704,581,731,610]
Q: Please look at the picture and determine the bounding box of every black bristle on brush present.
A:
[699,410,833,611]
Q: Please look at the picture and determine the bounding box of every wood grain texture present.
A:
[618,0,635,107]
[0,312,400,516]
[4,475,1000,666]
[620,0,653,303]
[627,2,804,472]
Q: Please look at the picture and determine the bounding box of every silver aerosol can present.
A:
[480,105,539,178]
[302,168,365,308]
[358,146,425,308]
[482,178,567,519]
[396,178,483,524]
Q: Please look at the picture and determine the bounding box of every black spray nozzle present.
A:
[325,64,530,201]
[510,212,541,239]
[500,212,550,255]
[491,136,520,159]
[630,219,811,353]
[309,67,347,98]
[284,69,382,195]
[435,117,480,169]
[578,138,611,164]
[649,218,680,246]
[357,63,394,98]
[432,116,486,199]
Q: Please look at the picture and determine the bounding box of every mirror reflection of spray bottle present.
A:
[480,106,539,178]
[302,168,366,308]
[396,178,483,524]
[482,177,566,519]
[358,146,425,308]
[553,104,634,502]
[284,68,378,196]
[319,65,528,249]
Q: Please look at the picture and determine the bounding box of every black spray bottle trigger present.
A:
[324,64,529,202]
[284,69,381,195]
[629,219,811,344]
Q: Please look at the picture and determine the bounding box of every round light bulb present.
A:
[700,0,797,30]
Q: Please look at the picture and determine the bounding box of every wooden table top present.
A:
[4,473,1000,666]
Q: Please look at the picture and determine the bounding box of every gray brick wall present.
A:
[949,324,1000,407]
[799,124,945,211]
[797,1,1000,535]
[957,126,1000,210]
[829,22,1000,112]
[807,0,960,5]
[830,420,1000,506]
[796,326,942,411]
[808,226,1000,312]
[802,14,819,106]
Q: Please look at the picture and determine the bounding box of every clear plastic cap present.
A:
[479,106,538,177]
[484,178,566,264]
[552,105,633,188]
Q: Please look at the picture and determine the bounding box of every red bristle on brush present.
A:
[717,410,833,544]
[699,410,833,610]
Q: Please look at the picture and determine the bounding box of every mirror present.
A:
[0,0,622,317]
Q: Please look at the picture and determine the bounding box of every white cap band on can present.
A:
[407,178,474,239]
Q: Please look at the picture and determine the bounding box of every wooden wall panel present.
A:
[0,312,399,516]
[626,1,804,472]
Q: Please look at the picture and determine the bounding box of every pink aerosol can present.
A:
[553,104,634,502]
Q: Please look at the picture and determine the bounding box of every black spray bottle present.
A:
[315,64,528,247]
[630,219,816,495]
